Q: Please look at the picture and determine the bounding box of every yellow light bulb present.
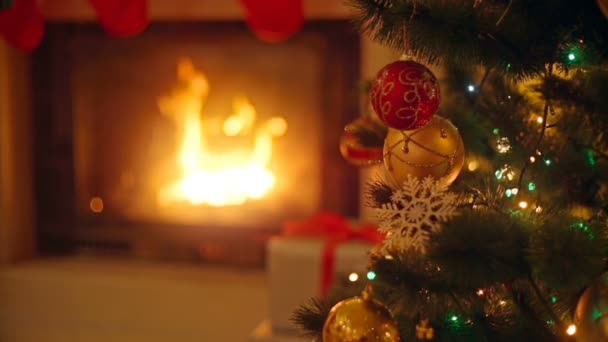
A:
[529,156,536,163]
[518,201,528,209]
[536,116,543,124]
[566,324,576,336]
[90,197,104,213]
[348,272,359,282]
[467,160,479,172]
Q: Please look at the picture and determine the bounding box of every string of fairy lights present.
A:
[464,48,590,216]
[447,47,592,336]
[345,264,580,337]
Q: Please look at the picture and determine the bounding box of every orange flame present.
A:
[158,58,287,207]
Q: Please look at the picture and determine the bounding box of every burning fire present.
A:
[158,59,287,207]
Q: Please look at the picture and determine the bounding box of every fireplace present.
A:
[31,21,360,264]
[0,3,401,340]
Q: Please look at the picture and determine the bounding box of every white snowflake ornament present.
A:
[375,175,458,253]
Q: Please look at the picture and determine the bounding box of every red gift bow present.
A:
[282,211,385,296]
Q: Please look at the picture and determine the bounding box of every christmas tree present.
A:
[293,1,608,341]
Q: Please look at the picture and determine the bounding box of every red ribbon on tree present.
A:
[0,0,44,51]
[282,211,385,296]
[241,0,303,42]
[89,0,148,37]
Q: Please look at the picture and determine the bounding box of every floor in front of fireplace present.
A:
[0,256,268,342]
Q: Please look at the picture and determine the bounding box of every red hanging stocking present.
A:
[0,0,44,51]
[241,0,303,42]
[89,0,148,37]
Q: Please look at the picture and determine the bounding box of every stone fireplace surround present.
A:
[0,0,397,340]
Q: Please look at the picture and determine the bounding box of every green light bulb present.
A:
[585,149,596,167]
[366,271,376,280]
[568,53,576,61]
[528,182,536,191]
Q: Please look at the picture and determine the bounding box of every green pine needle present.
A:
[428,209,529,289]
[349,0,608,80]
[528,216,608,291]
[345,118,387,148]
[291,297,333,339]
[365,179,396,208]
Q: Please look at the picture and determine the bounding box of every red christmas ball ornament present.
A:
[370,61,441,130]
[339,116,386,167]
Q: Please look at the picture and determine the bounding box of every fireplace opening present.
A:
[32,22,360,265]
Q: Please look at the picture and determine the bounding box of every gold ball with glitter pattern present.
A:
[574,273,608,342]
[322,295,400,342]
[383,115,464,186]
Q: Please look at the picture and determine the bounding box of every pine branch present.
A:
[427,209,529,289]
[370,251,473,319]
[526,275,564,331]
[508,285,560,341]
[350,0,541,78]
[351,0,608,79]
[291,297,332,339]
[527,216,608,291]
[291,278,365,339]
[365,179,396,208]
[345,117,387,148]
[517,98,551,190]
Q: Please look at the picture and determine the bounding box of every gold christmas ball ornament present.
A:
[574,274,608,342]
[323,295,400,342]
[415,319,435,340]
[598,0,608,18]
[383,115,465,186]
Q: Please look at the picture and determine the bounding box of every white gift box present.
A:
[267,237,373,333]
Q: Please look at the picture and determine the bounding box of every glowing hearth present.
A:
[158,59,287,207]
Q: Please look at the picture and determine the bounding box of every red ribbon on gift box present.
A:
[282,211,385,296]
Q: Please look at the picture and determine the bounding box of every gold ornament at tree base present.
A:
[415,319,435,340]
[383,115,465,186]
[598,0,608,18]
[323,293,400,342]
[574,273,608,342]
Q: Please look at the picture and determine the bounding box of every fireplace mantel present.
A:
[40,0,351,21]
